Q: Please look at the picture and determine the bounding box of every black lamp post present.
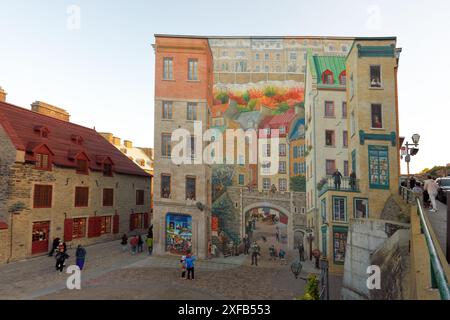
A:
[401,133,420,178]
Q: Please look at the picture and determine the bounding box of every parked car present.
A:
[436,177,450,203]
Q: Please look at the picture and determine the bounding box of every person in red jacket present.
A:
[130,235,138,255]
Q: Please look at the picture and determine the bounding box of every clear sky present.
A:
[0,0,449,174]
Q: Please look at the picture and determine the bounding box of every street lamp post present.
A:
[401,134,420,180]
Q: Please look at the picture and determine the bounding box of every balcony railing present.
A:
[318,175,360,197]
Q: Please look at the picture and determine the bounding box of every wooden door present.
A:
[32,221,50,254]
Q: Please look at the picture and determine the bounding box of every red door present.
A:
[32,221,50,254]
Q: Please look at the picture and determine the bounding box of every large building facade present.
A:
[152,35,402,263]
[0,98,152,264]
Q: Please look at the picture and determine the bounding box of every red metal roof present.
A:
[0,101,150,177]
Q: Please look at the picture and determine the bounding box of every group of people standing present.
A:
[121,233,153,255]
[48,237,86,273]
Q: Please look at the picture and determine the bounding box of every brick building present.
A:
[0,98,152,264]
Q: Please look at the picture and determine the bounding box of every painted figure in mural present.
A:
[250,241,261,266]
[270,184,277,194]
[243,235,250,255]
[298,243,305,262]
[279,248,287,265]
[269,245,276,261]
[75,245,86,270]
[332,169,343,190]
[275,226,280,242]
[130,235,138,255]
[349,171,357,191]
[137,235,144,253]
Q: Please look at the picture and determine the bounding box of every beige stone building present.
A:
[0,96,151,264]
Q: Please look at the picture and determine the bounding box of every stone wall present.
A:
[0,228,9,264]
[341,218,410,300]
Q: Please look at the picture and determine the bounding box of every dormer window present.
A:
[322,69,334,85]
[34,126,50,138]
[33,144,53,171]
[76,159,89,174]
[103,163,113,176]
[71,135,84,145]
[339,71,347,86]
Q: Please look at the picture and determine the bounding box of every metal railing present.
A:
[415,196,450,300]
[399,185,416,204]
[318,176,360,196]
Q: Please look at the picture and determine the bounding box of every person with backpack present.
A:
[75,245,87,270]
[48,237,60,257]
[55,250,69,273]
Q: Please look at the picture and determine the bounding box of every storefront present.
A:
[32,221,50,254]
[165,213,192,255]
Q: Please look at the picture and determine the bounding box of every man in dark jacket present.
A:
[55,251,69,273]
[332,169,343,190]
[49,237,60,257]
[75,245,87,270]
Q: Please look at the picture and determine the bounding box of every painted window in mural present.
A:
[354,198,369,218]
[279,143,286,157]
[324,101,335,117]
[326,159,336,176]
[279,161,286,174]
[279,178,287,191]
[263,178,271,190]
[166,214,192,255]
[161,174,171,198]
[368,145,390,189]
[321,198,327,224]
[333,226,348,264]
[370,65,382,88]
[188,59,198,80]
[332,196,346,222]
[185,176,196,201]
[321,227,327,257]
[238,174,245,185]
[344,160,349,177]
[162,101,172,120]
[343,130,348,148]
[342,102,347,118]
[371,104,383,128]
[163,57,173,80]
[187,102,197,121]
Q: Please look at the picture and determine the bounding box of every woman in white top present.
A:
[424,176,439,212]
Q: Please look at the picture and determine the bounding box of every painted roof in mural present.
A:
[0,101,150,177]
[236,111,263,130]
[309,53,346,86]
[289,118,306,141]
[259,108,296,137]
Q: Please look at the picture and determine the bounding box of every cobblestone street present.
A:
[0,221,342,300]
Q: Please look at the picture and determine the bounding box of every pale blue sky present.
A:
[0,0,449,174]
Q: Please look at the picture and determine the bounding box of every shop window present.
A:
[100,216,112,234]
[333,227,348,264]
[161,174,171,198]
[73,218,87,239]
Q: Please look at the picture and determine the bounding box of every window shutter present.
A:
[113,215,120,234]
[88,217,97,238]
[129,214,135,232]
[95,217,102,237]
[64,219,73,242]
[144,213,149,229]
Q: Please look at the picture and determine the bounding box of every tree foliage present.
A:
[290,176,306,192]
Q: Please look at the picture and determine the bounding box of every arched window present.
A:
[322,69,334,85]
[339,71,347,86]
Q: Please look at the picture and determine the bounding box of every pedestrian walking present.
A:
[121,234,128,251]
[180,255,187,279]
[137,235,144,253]
[332,169,343,190]
[269,245,276,261]
[146,236,153,255]
[55,251,69,273]
[130,235,138,254]
[250,241,261,266]
[185,252,196,280]
[48,237,60,257]
[275,227,280,242]
[424,175,439,212]
[75,245,87,270]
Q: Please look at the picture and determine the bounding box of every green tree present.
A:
[272,102,289,115]
[290,176,306,192]
[301,275,319,300]
[242,90,250,103]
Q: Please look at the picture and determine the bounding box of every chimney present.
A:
[124,140,133,148]
[0,87,6,102]
[31,101,70,121]
[112,136,121,146]
[99,132,114,143]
